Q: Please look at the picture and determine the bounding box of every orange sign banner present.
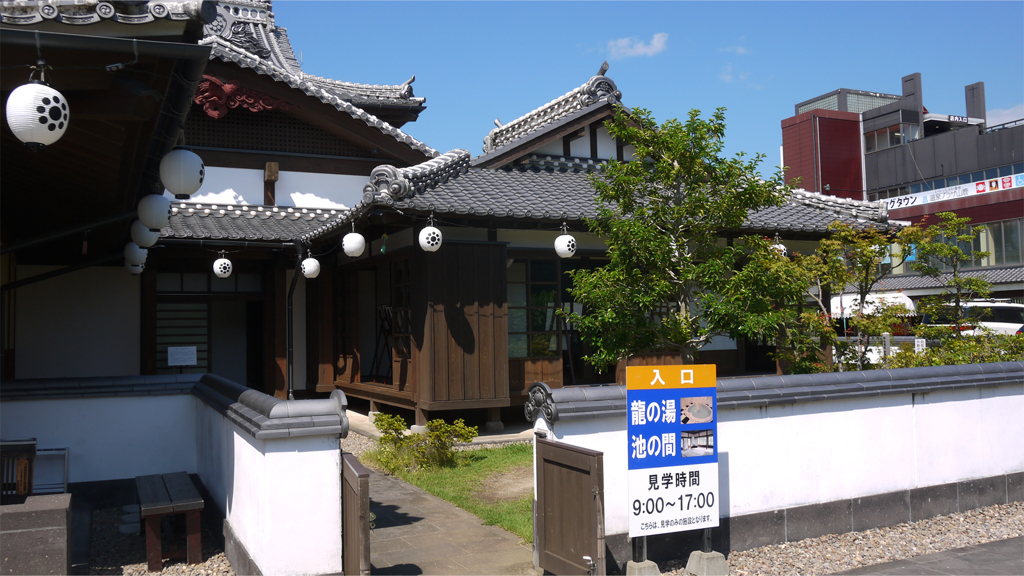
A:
[625,364,716,390]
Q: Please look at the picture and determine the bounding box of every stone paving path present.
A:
[368,470,539,575]
[834,536,1023,575]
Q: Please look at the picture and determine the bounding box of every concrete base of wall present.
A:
[0,493,72,575]
[604,471,1023,574]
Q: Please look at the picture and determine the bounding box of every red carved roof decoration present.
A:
[194,75,298,119]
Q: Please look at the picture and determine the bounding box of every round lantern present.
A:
[419,225,442,252]
[5,76,69,150]
[213,256,233,279]
[554,223,576,259]
[342,232,365,258]
[554,234,577,258]
[124,242,147,266]
[138,194,171,231]
[130,219,160,248]
[770,233,787,258]
[159,146,205,199]
[301,256,320,279]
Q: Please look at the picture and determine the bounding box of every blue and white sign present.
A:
[627,365,719,537]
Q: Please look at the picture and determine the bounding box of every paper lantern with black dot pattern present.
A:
[5,81,69,149]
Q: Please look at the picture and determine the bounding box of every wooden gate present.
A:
[536,437,605,575]
[342,452,371,576]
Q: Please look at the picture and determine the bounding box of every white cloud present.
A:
[720,45,749,55]
[185,189,248,204]
[719,65,734,83]
[289,192,348,209]
[607,33,668,60]
[987,103,1024,126]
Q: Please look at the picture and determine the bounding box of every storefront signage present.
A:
[948,115,968,123]
[627,365,719,537]
[882,172,1022,211]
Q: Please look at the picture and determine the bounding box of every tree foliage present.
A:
[902,212,991,339]
[565,107,794,370]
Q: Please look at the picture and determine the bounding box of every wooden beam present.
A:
[264,161,279,205]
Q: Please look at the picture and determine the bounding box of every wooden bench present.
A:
[135,472,204,572]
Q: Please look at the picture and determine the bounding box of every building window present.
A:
[989,219,1023,266]
[508,259,562,358]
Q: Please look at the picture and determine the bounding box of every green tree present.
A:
[820,223,915,370]
[565,107,796,370]
[902,212,991,338]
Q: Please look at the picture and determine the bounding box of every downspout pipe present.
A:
[286,242,305,400]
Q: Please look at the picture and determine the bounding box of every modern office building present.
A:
[782,73,1023,300]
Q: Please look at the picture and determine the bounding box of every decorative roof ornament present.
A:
[194,75,297,118]
[362,149,471,203]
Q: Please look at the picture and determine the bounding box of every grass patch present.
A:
[364,442,534,543]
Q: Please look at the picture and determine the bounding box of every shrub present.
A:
[881,333,1024,368]
[370,413,478,472]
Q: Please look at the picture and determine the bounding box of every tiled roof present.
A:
[0,0,215,26]
[859,266,1024,292]
[162,202,350,242]
[300,151,896,243]
[478,63,622,156]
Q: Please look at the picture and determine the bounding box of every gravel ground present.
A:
[661,500,1024,576]
[89,506,232,575]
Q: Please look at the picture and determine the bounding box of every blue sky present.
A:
[273,1,1024,178]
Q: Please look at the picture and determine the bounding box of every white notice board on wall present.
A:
[167,346,197,367]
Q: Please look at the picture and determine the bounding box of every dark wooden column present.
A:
[140,261,157,375]
[315,254,335,392]
[264,257,288,398]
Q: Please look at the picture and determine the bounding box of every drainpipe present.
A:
[286,242,305,400]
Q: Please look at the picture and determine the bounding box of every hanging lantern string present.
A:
[309,233,344,258]
[104,39,139,73]
[29,59,51,83]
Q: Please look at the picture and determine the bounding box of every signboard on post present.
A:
[627,364,719,537]
[167,346,197,367]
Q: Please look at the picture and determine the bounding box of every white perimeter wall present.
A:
[175,166,366,209]
[14,265,139,379]
[0,395,196,483]
[195,399,342,575]
[539,384,1024,537]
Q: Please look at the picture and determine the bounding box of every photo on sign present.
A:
[680,430,714,458]
[680,396,714,424]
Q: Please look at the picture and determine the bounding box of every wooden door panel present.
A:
[536,438,605,575]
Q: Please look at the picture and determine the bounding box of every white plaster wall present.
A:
[497,230,606,251]
[14,265,140,379]
[540,383,1024,537]
[530,124,618,160]
[195,399,342,575]
[0,395,196,483]
[594,124,617,160]
[912,386,1024,487]
[174,166,365,209]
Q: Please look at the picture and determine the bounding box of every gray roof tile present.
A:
[850,266,1024,292]
[301,151,895,243]
[163,203,350,242]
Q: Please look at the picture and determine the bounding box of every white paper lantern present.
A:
[554,234,577,258]
[159,146,205,199]
[130,219,160,248]
[124,242,147,265]
[419,226,442,252]
[343,232,365,257]
[138,194,171,231]
[5,81,69,150]
[213,257,233,278]
[301,257,320,279]
[126,262,145,275]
